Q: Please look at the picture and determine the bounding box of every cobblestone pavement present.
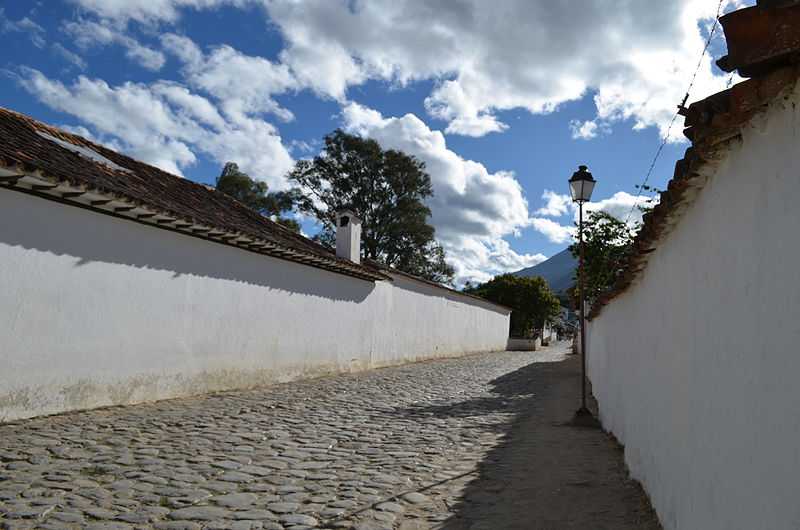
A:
[0,345,659,529]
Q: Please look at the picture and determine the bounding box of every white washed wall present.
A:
[0,190,509,422]
[587,88,800,530]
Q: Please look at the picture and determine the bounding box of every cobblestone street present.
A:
[0,345,659,529]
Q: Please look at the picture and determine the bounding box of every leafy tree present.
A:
[465,274,560,337]
[394,239,456,285]
[570,210,636,306]
[216,162,301,232]
[287,129,455,284]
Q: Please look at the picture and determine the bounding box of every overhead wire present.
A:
[583,0,732,289]
[621,0,728,228]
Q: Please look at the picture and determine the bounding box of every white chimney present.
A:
[335,209,362,264]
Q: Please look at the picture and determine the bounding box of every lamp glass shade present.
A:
[568,165,596,203]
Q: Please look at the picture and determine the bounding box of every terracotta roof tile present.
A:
[716,1,800,77]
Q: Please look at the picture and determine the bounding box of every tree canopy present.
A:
[287,129,455,284]
[216,162,300,232]
[465,274,560,337]
[570,210,637,306]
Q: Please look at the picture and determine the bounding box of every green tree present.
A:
[216,162,300,232]
[465,274,560,337]
[288,129,455,284]
[570,210,636,306]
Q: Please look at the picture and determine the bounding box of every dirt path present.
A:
[440,343,662,530]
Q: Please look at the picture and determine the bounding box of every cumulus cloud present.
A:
[17,68,294,185]
[444,113,509,138]
[262,0,737,140]
[455,239,547,285]
[0,8,46,48]
[569,119,612,140]
[425,81,509,137]
[529,218,575,244]
[341,102,542,284]
[66,0,738,140]
[536,190,572,217]
[584,191,658,227]
[162,34,297,122]
[159,33,203,65]
[528,190,658,243]
[63,19,166,71]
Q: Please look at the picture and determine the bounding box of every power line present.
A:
[622,0,727,227]
[725,71,736,89]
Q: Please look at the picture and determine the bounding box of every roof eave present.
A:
[0,164,388,283]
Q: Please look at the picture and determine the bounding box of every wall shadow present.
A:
[390,273,509,314]
[1,189,375,302]
[396,353,662,530]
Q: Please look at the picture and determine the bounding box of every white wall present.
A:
[587,88,800,530]
[0,189,509,422]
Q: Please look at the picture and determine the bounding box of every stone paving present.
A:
[0,348,567,530]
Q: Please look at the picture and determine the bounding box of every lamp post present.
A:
[569,165,596,418]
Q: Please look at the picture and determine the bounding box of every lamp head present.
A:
[569,165,596,203]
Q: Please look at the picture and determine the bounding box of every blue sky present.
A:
[0,0,749,283]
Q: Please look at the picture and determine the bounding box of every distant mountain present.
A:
[513,248,576,294]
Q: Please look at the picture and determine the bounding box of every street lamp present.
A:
[569,165,596,420]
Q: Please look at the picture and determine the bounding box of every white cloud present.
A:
[569,119,609,140]
[126,42,167,71]
[160,33,203,65]
[454,239,547,286]
[17,68,294,186]
[341,102,538,285]
[425,81,509,137]
[530,191,659,243]
[536,190,572,217]
[64,0,741,140]
[63,19,166,71]
[584,191,658,228]
[52,43,88,71]
[65,0,739,140]
[444,114,508,137]
[66,0,251,26]
[288,139,315,155]
[261,0,738,140]
[529,218,575,244]
[162,35,297,123]
[0,8,46,48]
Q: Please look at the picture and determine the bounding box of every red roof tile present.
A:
[717,1,800,77]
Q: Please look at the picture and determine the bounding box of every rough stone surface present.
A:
[400,493,430,505]
[0,346,659,529]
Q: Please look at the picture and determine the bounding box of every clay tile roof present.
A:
[0,107,388,282]
[716,0,800,77]
[588,0,800,319]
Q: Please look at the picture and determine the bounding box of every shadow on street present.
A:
[398,346,662,530]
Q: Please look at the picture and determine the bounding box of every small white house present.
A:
[0,109,511,422]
